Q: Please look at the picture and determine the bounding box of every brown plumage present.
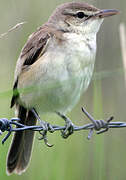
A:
[7,23,64,175]
[7,26,52,175]
[7,105,37,174]
[7,1,118,175]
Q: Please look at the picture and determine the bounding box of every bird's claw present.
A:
[61,120,75,139]
[31,109,54,147]
[38,121,54,147]
[56,112,75,139]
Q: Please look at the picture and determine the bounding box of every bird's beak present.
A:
[95,9,119,18]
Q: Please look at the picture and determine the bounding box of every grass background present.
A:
[0,0,126,179]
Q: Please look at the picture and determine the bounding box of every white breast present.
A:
[19,32,97,114]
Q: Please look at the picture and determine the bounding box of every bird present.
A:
[6,2,118,175]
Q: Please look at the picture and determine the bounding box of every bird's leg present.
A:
[56,112,76,139]
[31,108,54,147]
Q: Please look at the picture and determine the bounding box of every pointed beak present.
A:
[96,9,119,18]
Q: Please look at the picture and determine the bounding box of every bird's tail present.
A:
[7,105,37,175]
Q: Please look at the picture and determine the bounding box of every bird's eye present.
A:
[76,12,88,19]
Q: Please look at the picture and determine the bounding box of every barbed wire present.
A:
[0,107,126,146]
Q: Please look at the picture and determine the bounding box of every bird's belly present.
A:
[35,66,93,114]
[19,44,95,114]
[34,77,83,114]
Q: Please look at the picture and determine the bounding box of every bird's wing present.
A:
[11,24,64,108]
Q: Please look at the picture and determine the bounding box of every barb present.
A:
[0,107,126,145]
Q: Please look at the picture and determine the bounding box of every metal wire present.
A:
[0,107,126,145]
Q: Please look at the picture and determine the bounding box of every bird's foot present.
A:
[39,121,54,147]
[31,108,54,147]
[57,112,75,139]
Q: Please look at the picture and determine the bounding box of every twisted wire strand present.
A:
[0,107,126,145]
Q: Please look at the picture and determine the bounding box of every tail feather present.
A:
[7,105,37,175]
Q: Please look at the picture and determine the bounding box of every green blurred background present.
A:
[0,0,125,179]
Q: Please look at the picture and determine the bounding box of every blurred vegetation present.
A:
[0,0,126,179]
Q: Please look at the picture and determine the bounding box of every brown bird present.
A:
[7,2,118,175]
